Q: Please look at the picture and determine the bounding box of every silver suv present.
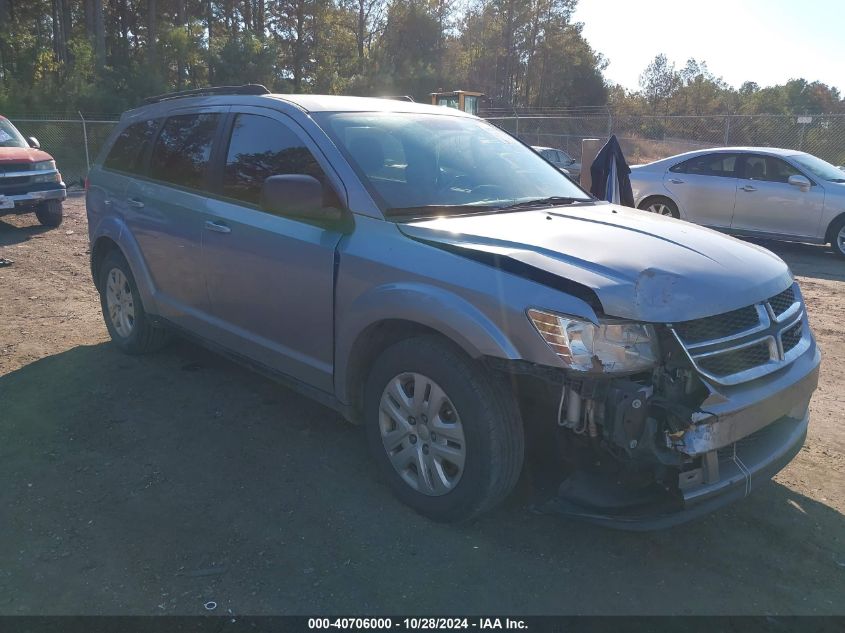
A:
[86,86,820,528]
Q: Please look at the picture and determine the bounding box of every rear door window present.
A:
[149,113,220,190]
[670,153,738,177]
[103,119,158,174]
[221,113,325,207]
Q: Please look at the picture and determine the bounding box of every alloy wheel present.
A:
[647,202,675,216]
[105,267,135,338]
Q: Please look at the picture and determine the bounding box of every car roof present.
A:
[642,146,809,167]
[123,93,475,120]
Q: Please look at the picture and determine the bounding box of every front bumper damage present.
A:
[500,340,820,531]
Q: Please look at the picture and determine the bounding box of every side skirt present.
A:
[154,317,356,423]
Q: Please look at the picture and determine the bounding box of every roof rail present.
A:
[381,95,415,102]
[142,84,270,105]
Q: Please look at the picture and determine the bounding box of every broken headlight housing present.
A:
[527,309,659,373]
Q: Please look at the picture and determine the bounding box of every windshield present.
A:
[315,112,591,217]
[789,153,845,182]
[0,118,28,149]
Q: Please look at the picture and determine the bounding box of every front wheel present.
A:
[35,199,63,227]
[640,196,679,218]
[364,336,524,522]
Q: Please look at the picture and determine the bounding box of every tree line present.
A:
[0,0,841,117]
[0,0,606,114]
[620,54,843,117]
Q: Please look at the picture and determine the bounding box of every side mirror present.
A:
[260,175,344,223]
[787,174,811,191]
[27,136,40,149]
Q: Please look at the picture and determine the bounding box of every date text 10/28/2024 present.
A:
[308,618,528,630]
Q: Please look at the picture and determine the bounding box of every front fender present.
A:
[90,214,161,316]
[334,282,522,403]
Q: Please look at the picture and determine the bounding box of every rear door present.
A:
[731,154,826,238]
[662,152,740,227]
[123,108,226,328]
[92,118,160,232]
[199,108,346,391]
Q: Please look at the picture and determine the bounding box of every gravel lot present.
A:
[1,196,843,615]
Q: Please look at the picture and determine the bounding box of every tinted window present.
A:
[222,114,324,206]
[671,153,737,177]
[149,113,220,190]
[104,119,158,174]
[743,155,802,183]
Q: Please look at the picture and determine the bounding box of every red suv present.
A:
[0,116,66,227]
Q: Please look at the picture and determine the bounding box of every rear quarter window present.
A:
[103,119,158,174]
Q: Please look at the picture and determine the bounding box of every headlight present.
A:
[527,309,659,373]
[32,160,56,171]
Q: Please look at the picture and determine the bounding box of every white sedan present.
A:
[630,147,845,258]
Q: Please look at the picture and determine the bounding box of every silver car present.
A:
[630,147,845,258]
[532,145,581,180]
[86,91,819,528]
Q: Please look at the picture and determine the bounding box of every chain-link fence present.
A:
[8,117,119,189]
[6,112,845,188]
[485,113,845,167]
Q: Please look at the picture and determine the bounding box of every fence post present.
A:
[724,116,731,145]
[79,111,90,174]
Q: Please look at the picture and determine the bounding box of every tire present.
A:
[35,199,63,227]
[98,250,171,354]
[639,196,679,218]
[364,336,524,522]
[829,215,845,260]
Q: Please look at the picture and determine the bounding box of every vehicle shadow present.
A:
[1,341,843,614]
[0,216,51,248]
[741,237,845,282]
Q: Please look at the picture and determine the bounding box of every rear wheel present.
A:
[364,336,524,522]
[829,215,845,260]
[35,199,63,227]
[640,196,679,218]
[98,250,171,354]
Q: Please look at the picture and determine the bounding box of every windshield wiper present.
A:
[497,196,587,211]
[385,204,498,219]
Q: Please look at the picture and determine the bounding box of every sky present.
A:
[572,0,845,94]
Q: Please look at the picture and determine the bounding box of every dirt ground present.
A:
[1,196,843,615]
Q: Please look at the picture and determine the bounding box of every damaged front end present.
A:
[502,283,820,530]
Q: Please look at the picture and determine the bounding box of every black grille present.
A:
[697,342,771,377]
[769,287,796,316]
[0,176,30,186]
[673,305,760,344]
[0,163,33,174]
[782,321,803,353]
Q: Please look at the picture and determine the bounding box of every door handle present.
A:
[740,185,757,192]
[204,220,231,234]
[127,198,145,208]
[668,178,685,184]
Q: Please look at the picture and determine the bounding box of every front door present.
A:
[731,154,826,239]
[200,110,345,392]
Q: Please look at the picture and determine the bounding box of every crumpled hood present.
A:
[399,203,793,322]
[0,146,54,164]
